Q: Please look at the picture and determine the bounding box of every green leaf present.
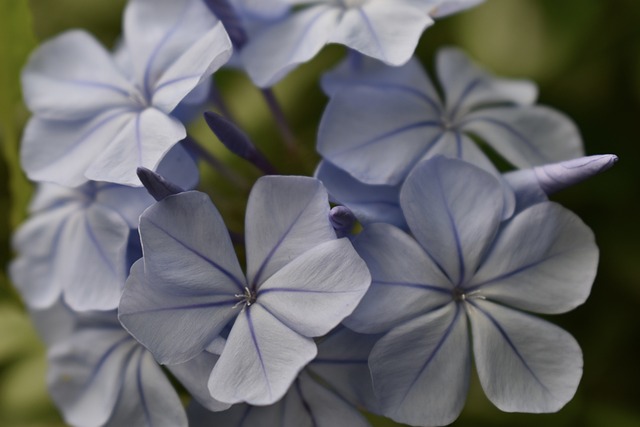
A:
[0,0,37,229]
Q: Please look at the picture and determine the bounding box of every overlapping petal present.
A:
[467,300,583,413]
[257,238,370,337]
[209,304,317,405]
[245,176,336,286]
[466,203,598,314]
[119,191,246,364]
[401,157,504,285]
[315,160,404,228]
[345,223,451,334]
[318,85,442,185]
[369,304,470,426]
[462,106,584,168]
[21,30,135,121]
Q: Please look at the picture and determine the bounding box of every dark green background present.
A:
[1,0,638,426]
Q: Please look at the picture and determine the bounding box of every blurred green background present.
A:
[1,0,639,426]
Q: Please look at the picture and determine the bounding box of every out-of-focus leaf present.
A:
[0,304,41,363]
[0,0,36,228]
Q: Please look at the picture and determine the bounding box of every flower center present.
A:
[452,288,485,302]
[234,286,257,309]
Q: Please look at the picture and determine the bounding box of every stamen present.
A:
[234,286,257,310]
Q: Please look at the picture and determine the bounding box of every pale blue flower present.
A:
[118,176,371,405]
[32,304,186,427]
[240,0,443,87]
[318,48,584,186]
[187,327,379,426]
[345,157,599,426]
[10,147,198,311]
[315,154,617,229]
[21,0,232,186]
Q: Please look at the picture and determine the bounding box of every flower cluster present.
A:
[10,0,616,426]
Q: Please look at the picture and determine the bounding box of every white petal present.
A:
[467,300,583,413]
[209,304,317,405]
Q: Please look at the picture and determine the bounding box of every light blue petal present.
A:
[369,303,470,426]
[168,352,232,412]
[124,0,227,107]
[309,327,380,413]
[436,47,538,120]
[151,22,232,113]
[241,5,340,87]
[209,304,317,405]
[245,176,336,287]
[330,1,433,66]
[466,203,598,314]
[400,157,504,286]
[29,301,76,347]
[315,160,404,228]
[21,30,134,121]
[318,85,443,185]
[345,223,452,334]
[257,238,370,337]
[462,106,584,168]
[85,108,186,186]
[105,348,188,427]
[321,54,438,99]
[119,191,245,364]
[96,144,199,229]
[47,328,138,427]
[21,110,135,187]
[467,300,583,413]
[10,202,76,309]
[62,204,131,311]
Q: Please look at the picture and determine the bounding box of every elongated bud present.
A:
[202,0,248,48]
[137,167,184,201]
[504,154,618,212]
[330,205,357,237]
[204,111,277,175]
[533,154,618,195]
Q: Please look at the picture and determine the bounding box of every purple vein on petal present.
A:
[251,197,314,288]
[130,299,237,314]
[246,309,272,401]
[154,74,201,94]
[83,214,119,277]
[258,288,361,296]
[356,7,386,62]
[465,117,548,162]
[142,2,191,98]
[48,109,135,166]
[372,280,451,294]
[468,300,552,394]
[396,304,461,407]
[331,120,441,157]
[144,218,246,291]
[135,348,153,426]
[434,168,466,286]
[448,77,480,120]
